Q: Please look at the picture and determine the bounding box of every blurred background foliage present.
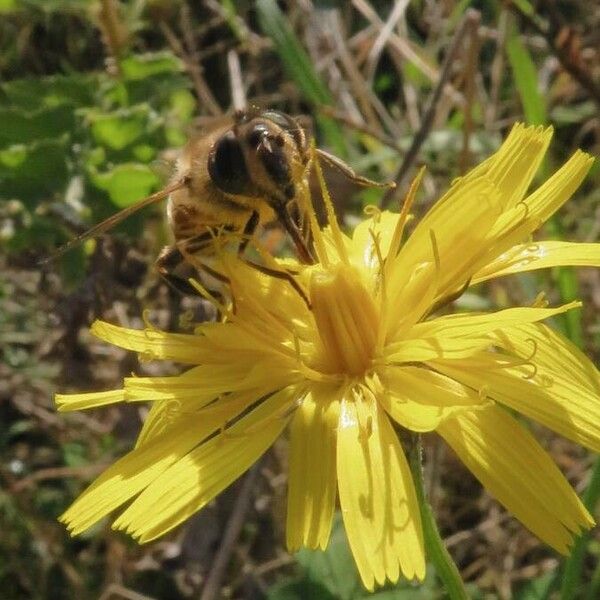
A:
[0,1,599,598]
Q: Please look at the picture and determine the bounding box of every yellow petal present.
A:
[55,389,125,412]
[60,412,220,535]
[337,392,425,590]
[379,366,487,432]
[286,386,341,551]
[481,150,594,264]
[433,324,600,452]
[457,123,552,210]
[472,241,600,284]
[437,406,593,553]
[350,211,402,269]
[112,385,298,542]
[124,362,293,403]
[91,320,214,364]
[133,386,267,448]
[386,303,580,363]
[388,179,501,324]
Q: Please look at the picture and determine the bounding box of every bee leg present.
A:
[242,258,310,309]
[237,210,260,255]
[315,148,395,189]
[272,202,314,265]
[156,238,232,297]
[156,245,202,296]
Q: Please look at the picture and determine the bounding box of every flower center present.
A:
[309,263,379,376]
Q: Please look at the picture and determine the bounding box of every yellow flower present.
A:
[57,124,600,591]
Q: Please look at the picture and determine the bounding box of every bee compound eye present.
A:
[208,130,251,195]
[246,123,269,149]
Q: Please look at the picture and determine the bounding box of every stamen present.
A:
[312,142,349,265]
[524,338,538,362]
[521,362,538,380]
[178,309,195,331]
[138,350,157,363]
[478,384,489,402]
[163,399,182,424]
[368,228,389,354]
[363,204,381,221]
[291,331,339,382]
[429,229,441,274]
[300,151,329,266]
[387,167,424,262]
[188,278,233,318]
[143,309,158,333]
[532,292,548,308]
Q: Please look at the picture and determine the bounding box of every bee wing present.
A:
[40,177,188,265]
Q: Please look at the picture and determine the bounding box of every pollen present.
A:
[309,262,380,376]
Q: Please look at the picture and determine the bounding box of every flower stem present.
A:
[560,455,600,600]
[408,433,469,600]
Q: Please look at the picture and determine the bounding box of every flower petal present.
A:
[437,405,593,553]
[479,150,594,267]
[458,123,552,210]
[60,411,223,535]
[91,320,215,364]
[472,241,600,284]
[60,384,278,534]
[286,386,341,551]
[386,303,579,363]
[337,392,425,590]
[112,386,298,542]
[124,361,293,403]
[350,211,402,269]
[388,179,501,325]
[379,366,487,432]
[55,389,125,412]
[432,324,600,452]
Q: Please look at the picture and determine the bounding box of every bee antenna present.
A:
[39,177,189,266]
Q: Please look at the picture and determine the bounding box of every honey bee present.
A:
[46,108,391,293]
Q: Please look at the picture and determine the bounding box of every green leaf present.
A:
[90,163,160,208]
[514,571,555,600]
[120,52,182,81]
[267,580,336,600]
[0,139,69,203]
[0,74,95,110]
[88,106,152,151]
[0,104,76,147]
[296,515,360,600]
[0,0,17,12]
[506,33,546,125]
[169,88,196,122]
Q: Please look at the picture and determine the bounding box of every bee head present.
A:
[207,110,309,204]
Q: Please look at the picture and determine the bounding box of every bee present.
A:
[46,108,391,293]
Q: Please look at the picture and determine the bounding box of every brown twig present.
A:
[459,15,481,173]
[159,4,222,116]
[508,1,600,108]
[380,9,481,209]
[486,9,509,127]
[12,463,108,493]
[320,105,404,152]
[199,461,262,600]
[97,0,128,76]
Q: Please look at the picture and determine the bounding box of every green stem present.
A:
[408,434,469,600]
[560,456,600,600]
